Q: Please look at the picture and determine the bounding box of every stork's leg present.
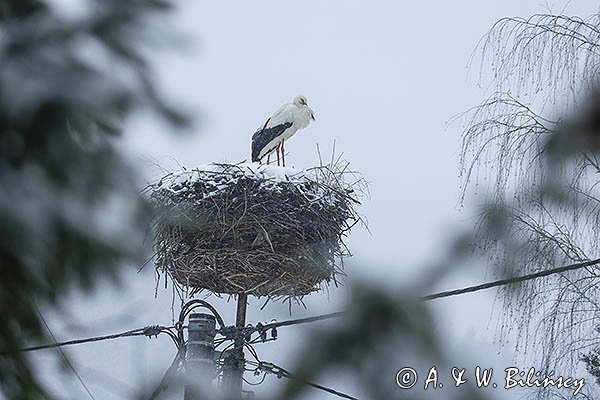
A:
[276,143,281,166]
[281,140,285,167]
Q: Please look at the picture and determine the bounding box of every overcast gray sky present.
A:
[27,1,600,399]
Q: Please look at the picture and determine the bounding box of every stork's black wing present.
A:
[251,120,293,162]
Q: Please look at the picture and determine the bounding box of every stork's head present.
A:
[293,95,315,120]
[293,95,309,107]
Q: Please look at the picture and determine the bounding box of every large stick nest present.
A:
[148,161,365,299]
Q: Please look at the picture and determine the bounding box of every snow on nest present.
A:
[155,162,325,197]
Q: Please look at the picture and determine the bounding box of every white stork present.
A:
[252,95,315,167]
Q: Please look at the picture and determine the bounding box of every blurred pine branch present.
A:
[0,1,187,398]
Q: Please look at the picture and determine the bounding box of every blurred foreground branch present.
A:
[0,1,187,398]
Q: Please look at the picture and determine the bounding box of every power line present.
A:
[16,257,598,354]
[3,325,172,355]
[254,360,358,400]
[263,312,345,329]
[33,303,96,400]
[420,257,600,301]
[12,258,598,355]
[242,312,346,336]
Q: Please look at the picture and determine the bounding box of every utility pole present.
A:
[222,293,247,399]
[184,313,216,400]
